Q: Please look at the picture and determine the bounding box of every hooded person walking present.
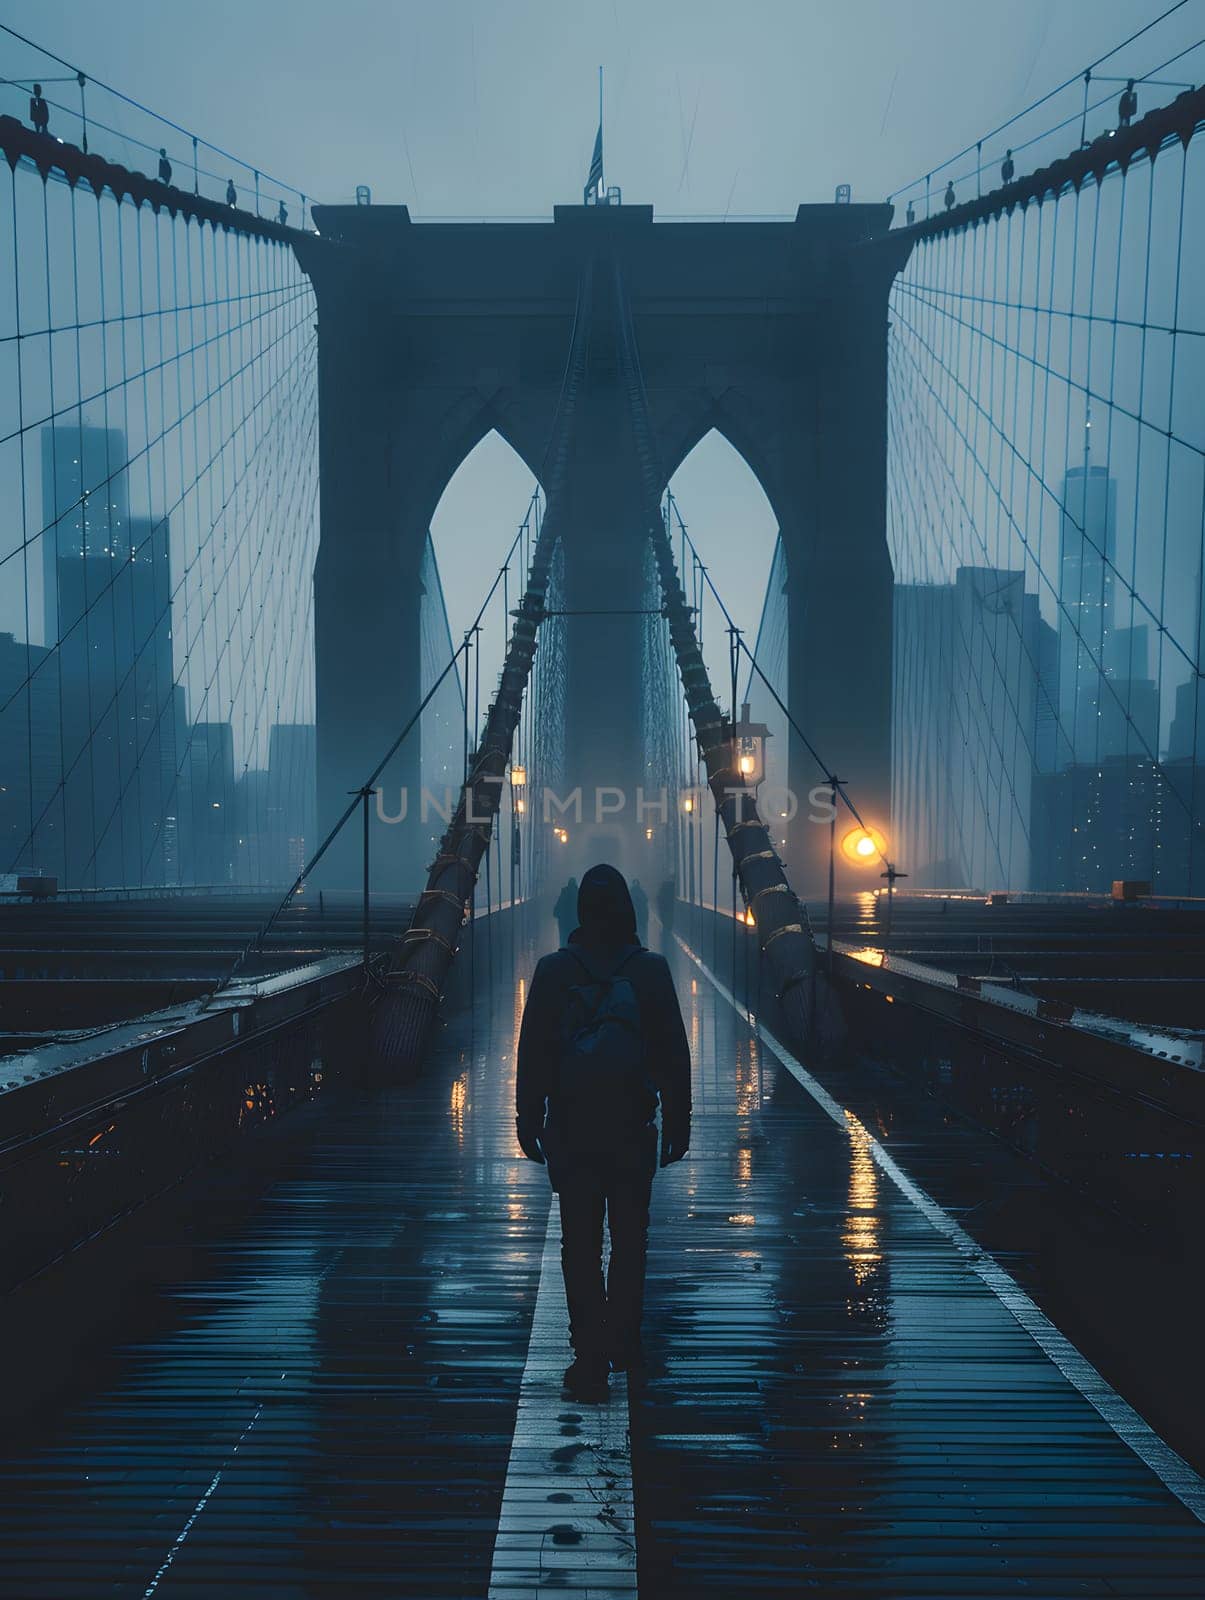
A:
[553,876,578,947]
[516,863,691,1401]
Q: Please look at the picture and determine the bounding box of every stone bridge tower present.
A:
[296,204,909,890]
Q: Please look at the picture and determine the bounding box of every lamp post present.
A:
[725,703,769,989]
[682,791,697,910]
[349,785,374,972]
[881,862,907,944]
[826,775,845,977]
[509,764,526,908]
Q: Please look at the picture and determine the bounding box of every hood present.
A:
[576,862,638,946]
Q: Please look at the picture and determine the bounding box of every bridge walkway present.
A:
[0,921,1202,1597]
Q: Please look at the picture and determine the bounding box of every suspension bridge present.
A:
[2,13,1205,1597]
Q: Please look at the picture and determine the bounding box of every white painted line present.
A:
[488,1200,638,1598]
[677,933,1205,1526]
[143,1402,264,1595]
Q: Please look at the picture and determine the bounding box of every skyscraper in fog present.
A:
[1057,465,1115,767]
[41,427,128,648]
[893,566,1039,891]
[0,633,61,879]
[1100,623,1158,760]
[267,723,316,882]
[1032,463,1168,891]
[184,722,236,885]
[40,427,177,889]
[126,516,179,883]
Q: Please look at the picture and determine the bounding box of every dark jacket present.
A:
[516,864,691,1153]
[516,940,691,1146]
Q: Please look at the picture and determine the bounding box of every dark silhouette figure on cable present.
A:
[158,148,172,185]
[553,876,578,947]
[1001,149,1015,184]
[516,864,691,1402]
[226,178,238,207]
[944,179,956,211]
[629,877,649,944]
[1118,79,1138,129]
[29,85,49,137]
[656,878,676,951]
[278,199,288,226]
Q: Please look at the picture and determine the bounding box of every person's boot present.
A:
[563,1355,609,1403]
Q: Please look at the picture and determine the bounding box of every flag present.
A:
[584,123,603,203]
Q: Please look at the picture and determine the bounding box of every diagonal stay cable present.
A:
[216,645,467,991]
[0,280,310,454]
[0,278,310,348]
[5,328,318,869]
[103,349,320,885]
[216,489,542,990]
[1,306,315,723]
[0,277,311,580]
[888,292,1192,802]
[663,494,893,871]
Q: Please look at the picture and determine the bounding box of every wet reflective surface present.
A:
[0,952,549,1598]
[1,919,1203,1596]
[635,938,1205,1596]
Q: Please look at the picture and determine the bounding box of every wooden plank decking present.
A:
[0,935,1202,1597]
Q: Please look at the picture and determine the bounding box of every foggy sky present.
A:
[3,0,1180,685]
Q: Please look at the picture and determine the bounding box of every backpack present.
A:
[555,948,649,1136]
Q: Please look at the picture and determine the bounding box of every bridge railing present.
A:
[887,5,1205,223]
[0,22,311,222]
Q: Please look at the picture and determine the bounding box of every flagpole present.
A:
[599,65,604,195]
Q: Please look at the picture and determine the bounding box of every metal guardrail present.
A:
[830,936,1205,1122]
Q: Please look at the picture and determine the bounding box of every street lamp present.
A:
[680,791,698,909]
[841,825,888,866]
[730,701,770,790]
[508,768,526,907]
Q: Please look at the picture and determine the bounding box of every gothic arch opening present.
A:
[429,428,541,691]
[668,427,791,848]
[422,430,541,871]
[668,427,781,697]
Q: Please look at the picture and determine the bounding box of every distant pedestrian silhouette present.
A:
[1001,149,1015,184]
[226,178,237,207]
[553,876,578,947]
[629,877,648,944]
[655,878,676,951]
[277,199,288,226]
[517,864,691,1401]
[158,148,172,185]
[905,200,916,225]
[29,85,49,137]
[944,180,956,211]
[1118,79,1138,129]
